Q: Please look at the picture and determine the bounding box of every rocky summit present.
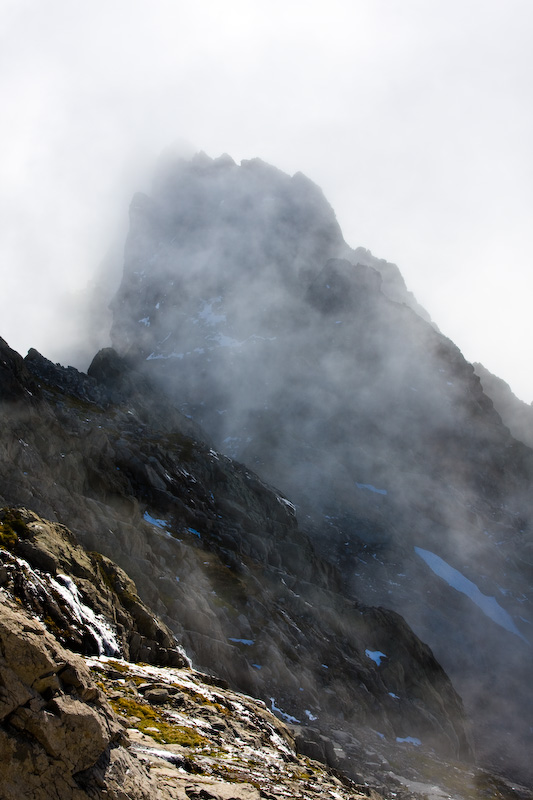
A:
[109,153,533,780]
[1,152,533,796]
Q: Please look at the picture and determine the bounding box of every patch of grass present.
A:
[110,696,209,747]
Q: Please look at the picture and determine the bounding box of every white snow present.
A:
[396,736,422,746]
[277,496,296,512]
[208,332,241,348]
[270,698,300,724]
[138,317,150,326]
[356,482,388,496]
[50,574,119,656]
[388,692,400,699]
[195,297,226,326]
[228,638,254,645]
[146,351,184,360]
[365,649,387,666]
[414,547,528,642]
[304,709,318,721]
[143,512,168,529]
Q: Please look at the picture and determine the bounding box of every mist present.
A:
[2,0,533,399]
[104,151,533,779]
[2,2,533,782]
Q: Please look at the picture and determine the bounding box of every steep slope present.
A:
[474,362,533,449]
[0,338,471,784]
[108,154,533,781]
[0,512,374,800]
[3,509,523,800]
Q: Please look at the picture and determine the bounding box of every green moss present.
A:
[0,509,31,551]
[110,696,209,747]
[105,659,131,674]
[0,524,18,551]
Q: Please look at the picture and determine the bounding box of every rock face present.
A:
[0,506,187,667]
[107,154,533,781]
[0,335,473,779]
[0,594,158,800]
[474,362,533,449]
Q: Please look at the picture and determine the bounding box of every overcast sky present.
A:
[2,0,532,400]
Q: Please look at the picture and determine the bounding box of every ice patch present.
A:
[356,483,388,496]
[388,692,400,699]
[138,317,150,326]
[187,527,201,539]
[415,547,528,642]
[365,649,387,666]
[305,709,318,721]
[396,736,422,746]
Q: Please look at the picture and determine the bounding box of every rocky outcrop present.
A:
[474,362,533,449]
[0,595,158,799]
[0,507,187,667]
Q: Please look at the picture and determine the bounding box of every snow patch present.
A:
[365,649,387,666]
[277,496,296,512]
[415,547,528,642]
[228,638,254,646]
[356,483,388,496]
[270,698,300,724]
[396,736,422,746]
[146,352,184,360]
[50,574,119,656]
[143,512,168,530]
[195,297,226,326]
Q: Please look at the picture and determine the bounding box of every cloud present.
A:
[1,0,532,396]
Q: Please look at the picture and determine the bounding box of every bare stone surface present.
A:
[0,595,159,800]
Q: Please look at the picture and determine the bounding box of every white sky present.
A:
[1,0,532,400]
